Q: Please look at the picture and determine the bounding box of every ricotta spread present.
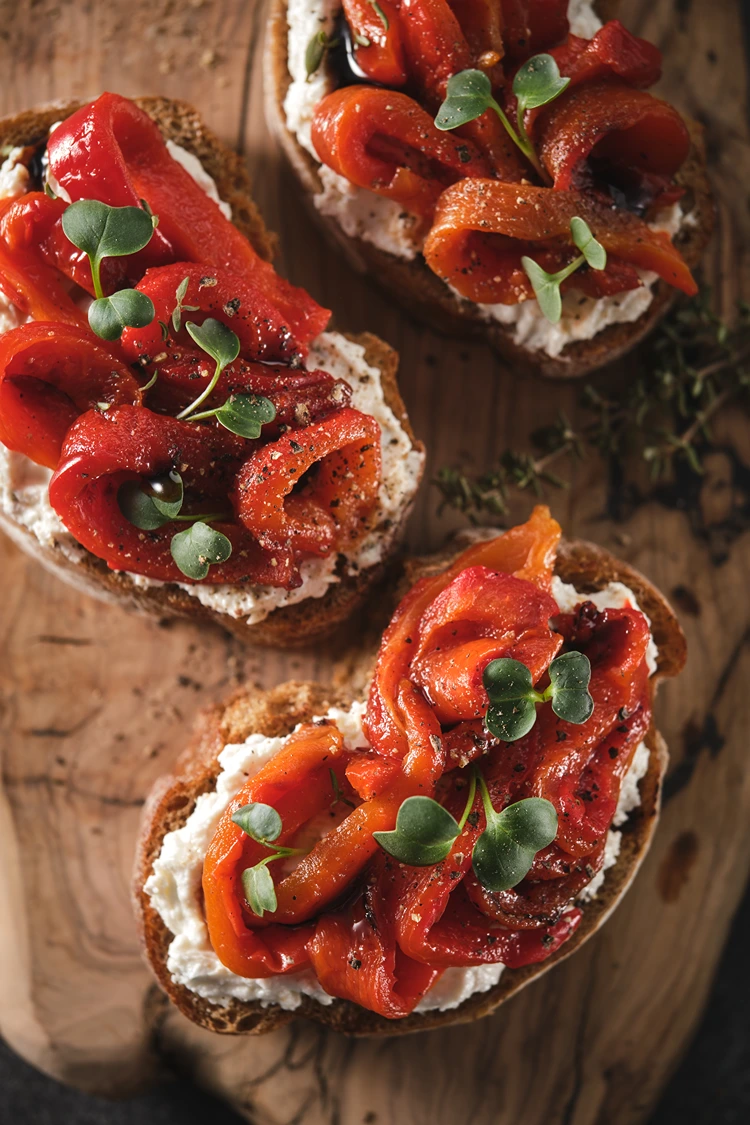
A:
[283,0,690,355]
[0,147,30,201]
[0,136,423,626]
[146,575,656,1013]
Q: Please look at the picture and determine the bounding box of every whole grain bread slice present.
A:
[265,0,714,380]
[133,535,686,1036]
[0,98,423,647]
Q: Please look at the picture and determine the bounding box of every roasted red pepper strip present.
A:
[48,405,297,584]
[309,855,441,1019]
[424,179,697,304]
[0,195,89,326]
[0,322,142,468]
[409,566,561,725]
[534,82,691,192]
[548,22,662,91]
[203,722,348,978]
[234,406,381,557]
[449,0,506,74]
[365,506,561,761]
[342,0,408,86]
[500,0,569,60]
[121,263,303,366]
[47,93,330,348]
[399,0,526,178]
[311,87,491,225]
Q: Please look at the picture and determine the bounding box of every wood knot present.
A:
[657,831,699,903]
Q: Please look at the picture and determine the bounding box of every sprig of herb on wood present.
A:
[61,200,157,340]
[434,292,750,521]
[435,55,569,183]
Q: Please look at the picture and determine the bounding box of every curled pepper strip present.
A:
[203,722,349,978]
[121,264,303,366]
[0,194,89,326]
[234,406,382,558]
[534,82,691,192]
[48,405,296,585]
[311,87,491,225]
[364,505,561,760]
[424,178,697,305]
[308,854,441,1019]
[47,93,330,348]
[0,322,141,468]
[500,0,569,61]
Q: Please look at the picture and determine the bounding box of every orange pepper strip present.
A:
[311,87,491,225]
[233,406,382,556]
[364,504,561,760]
[202,722,347,978]
[535,82,691,190]
[423,178,697,304]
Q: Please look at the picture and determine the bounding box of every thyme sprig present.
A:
[434,292,750,522]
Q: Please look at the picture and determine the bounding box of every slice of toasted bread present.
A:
[134,535,686,1035]
[0,98,423,647]
[265,0,714,379]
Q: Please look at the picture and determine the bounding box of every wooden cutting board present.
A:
[1,1,748,1121]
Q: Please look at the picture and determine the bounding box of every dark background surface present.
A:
[1,881,748,1123]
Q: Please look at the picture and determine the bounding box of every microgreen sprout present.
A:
[435,54,570,182]
[472,781,558,892]
[61,199,157,340]
[483,651,594,742]
[117,469,233,580]
[374,765,558,892]
[232,801,305,917]
[176,318,241,420]
[171,275,200,334]
[521,216,607,324]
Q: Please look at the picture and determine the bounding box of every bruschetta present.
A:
[0,95,423,646]
[135,506,686,1033]
[266,0,713,378]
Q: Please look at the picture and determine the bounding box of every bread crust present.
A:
[0,100,423,647]
[265,0,714,379]
[134,536,686,1035]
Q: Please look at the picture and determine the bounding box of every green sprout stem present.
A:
[485,97,549,184]
[89,257,105,301]
[176,359,222,421]
[456,768,479,833]
[476,770,497,827]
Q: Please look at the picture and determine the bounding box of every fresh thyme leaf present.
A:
[305,29,339,79]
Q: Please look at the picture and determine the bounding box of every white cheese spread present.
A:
[0,134,423,626]
[283,0,690,355]
[146,575,656,1013]
[0,147,30,200]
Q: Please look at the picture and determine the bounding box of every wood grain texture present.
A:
[0,0,748,1121]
